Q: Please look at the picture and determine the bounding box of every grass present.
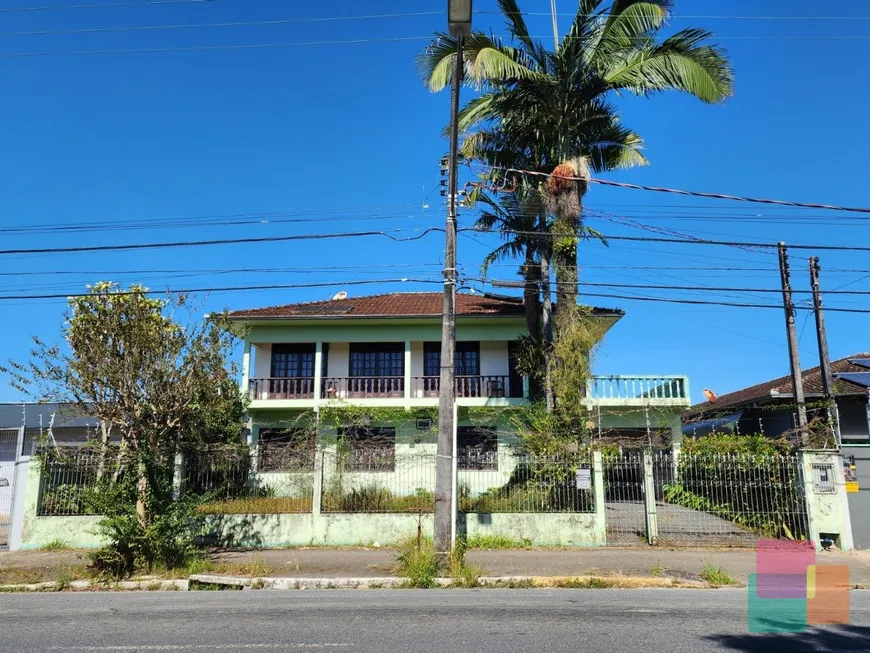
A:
[322,486,434,514]
[160,554,274,579]
[196,496,312,515]
[0,564,89,586]
[463,533,531,550]
[699,562,736,586]
[650,560,667,577]
[39,539,71,552]
[394,536,440,589]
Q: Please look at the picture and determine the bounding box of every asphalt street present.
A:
[0,590,867,653]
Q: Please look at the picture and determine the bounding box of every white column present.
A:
[241,341,252,396]
[404,339,412,406]
[314,341,323,405]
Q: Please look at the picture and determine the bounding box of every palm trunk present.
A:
[553,211,579,334]
[523,252,543,401]
[540,226,554,413]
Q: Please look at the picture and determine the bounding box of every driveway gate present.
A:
[0,428,22,549]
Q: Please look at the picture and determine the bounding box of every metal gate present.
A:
[0,428,22,549]
[653,451,810,547]
[602,451,647,545]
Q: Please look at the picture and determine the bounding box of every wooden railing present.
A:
[322,377,404,399]
[412,375,510,399]
[249,377,315,400]
[585,375,689,404]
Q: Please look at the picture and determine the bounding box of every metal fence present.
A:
[656,451,809,546]
[37,450,107,516]
[321,446,436,513]
[185,446,314,515]
[459,451,596,514]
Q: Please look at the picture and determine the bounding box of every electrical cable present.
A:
[0,228,443,256]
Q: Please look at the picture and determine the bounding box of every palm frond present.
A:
[603,27,733,102]
[496,0,549,70]
[592,1,670,62]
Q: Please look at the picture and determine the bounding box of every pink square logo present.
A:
[756,539,815,575]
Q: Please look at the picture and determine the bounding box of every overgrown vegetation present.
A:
[664,434,807,540]
[2,283,248,578]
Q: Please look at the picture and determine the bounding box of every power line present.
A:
[0,12,443,37]
[0,278,442,302]
[491,11,870,21]
[485,165,870,214]
[0,0,206,12]
[0,228,443,256]
[0,36,433,58]
[482,278,870,296]
[471,227,870,252]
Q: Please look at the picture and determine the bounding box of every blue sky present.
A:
[0,0,867,403]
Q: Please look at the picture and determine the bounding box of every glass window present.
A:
[271,344,315,378]
[338,427,396,472]
[423,342,480,377]
[257,428,315,472]
[349,344,404,377]
[457,427,497,471]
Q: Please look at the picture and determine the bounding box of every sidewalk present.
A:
[4,547,870,585]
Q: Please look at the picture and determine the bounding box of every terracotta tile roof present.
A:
[684,353,870,418]
[227,291,623,320]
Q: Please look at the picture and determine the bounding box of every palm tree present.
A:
[419,0,733,331]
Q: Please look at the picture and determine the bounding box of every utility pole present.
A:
[778,242,808,442]
[549,0,559,48]
[435,1,472,560]
[809,256,841,447]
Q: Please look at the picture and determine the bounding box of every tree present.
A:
[419,0,733,331]
[1,282,247,574]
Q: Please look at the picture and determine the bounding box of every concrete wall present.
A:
[802,451,855,551]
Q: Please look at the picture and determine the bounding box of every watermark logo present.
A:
[748,539,850,632]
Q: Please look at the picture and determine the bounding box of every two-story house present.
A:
[227,291,691,475]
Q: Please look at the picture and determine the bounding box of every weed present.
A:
[447,540,483,588]
[145,581,163,591]
[650,560,666,577]
[463,534,529,550]
[54,568,73,592]
[554,577,611,589]
[249,554,268,579]
[250,578,265,590]
[39,539,71,552]
[395,535,439,589]
[699,563,736,586]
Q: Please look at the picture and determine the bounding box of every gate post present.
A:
[642,449,659,545]
[592,450,606,544]
[801,451,854,551]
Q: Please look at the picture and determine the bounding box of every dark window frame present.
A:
[349,343,404,378]
[423,341,481,377]
[457,426,498,471]
[338,426,396,472]
[270,343,316,379]
[257,428,316,472]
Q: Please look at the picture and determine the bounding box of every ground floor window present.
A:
[338,426,396,472]
[457,427,498,470]
[257,428,316,472]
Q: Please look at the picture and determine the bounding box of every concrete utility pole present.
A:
[435,0,472,559]
[809,257,841,446]
[778,242,809,442]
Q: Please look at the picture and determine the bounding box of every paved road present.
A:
[1,590,868,652]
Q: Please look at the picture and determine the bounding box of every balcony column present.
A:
[241,341,252,395]
[404,339,412,407]
[314,341,323,405]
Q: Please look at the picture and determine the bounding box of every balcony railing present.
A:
[322,377,404,399]
[249,377,315,400]
[585,375,689,404]
[412,375,510,399]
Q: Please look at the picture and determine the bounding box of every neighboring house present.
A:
[682,353,870,444]
[226,291,692,465]
[682,354,870,549]
[0,403,100,548]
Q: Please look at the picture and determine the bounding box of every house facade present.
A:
[228,291,692,472]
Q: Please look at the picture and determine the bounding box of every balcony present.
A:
[247,374,522,406]
[584,375,690,408]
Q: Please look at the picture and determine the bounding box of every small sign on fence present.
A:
[575,467,591,490]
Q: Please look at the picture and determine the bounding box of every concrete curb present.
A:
[0,579,189,592]
[187,574,713,590]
